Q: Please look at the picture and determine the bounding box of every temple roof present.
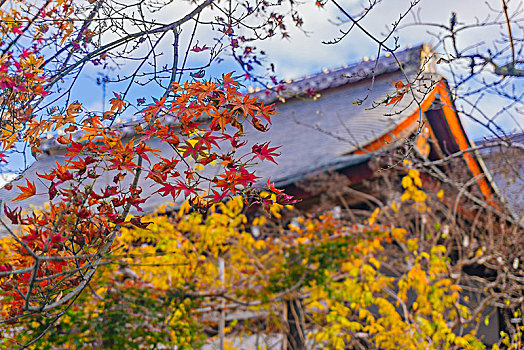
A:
[3,44,519,220]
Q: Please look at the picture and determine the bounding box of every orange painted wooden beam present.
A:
[434,81,495,204]
[353,90,435,155]
[352,80,495,204]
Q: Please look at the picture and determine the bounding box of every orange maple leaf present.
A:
[222,72,237,88]
[110,92,126,113]
[386,95,404,106]
[60,22,74,45]
[13,179,36,201]
[209,108,231,131]
[231,95,258,118]
[66,102,82,117]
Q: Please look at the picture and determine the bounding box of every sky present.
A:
[252,0,506,78]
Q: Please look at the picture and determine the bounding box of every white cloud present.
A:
[0,173,20,189]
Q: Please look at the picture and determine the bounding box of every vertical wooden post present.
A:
[282,302,288,350]
[286,298,305,350]
[219,257,225,350]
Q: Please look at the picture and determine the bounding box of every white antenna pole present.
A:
[218,257,225,350]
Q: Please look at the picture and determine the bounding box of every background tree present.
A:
[315,0,523,209]
[5,164,522,349]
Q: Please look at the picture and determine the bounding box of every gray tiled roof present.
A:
[36,46,424,153]
[246,69,432,187]
[475,133,524,218]
[1,47,429,213]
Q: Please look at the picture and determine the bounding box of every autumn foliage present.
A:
[0,0,522,349]
[0,0,309,342]
[3,167,521,349]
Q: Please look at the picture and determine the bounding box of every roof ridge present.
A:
[250,45,424,104]
[474,131,524,144]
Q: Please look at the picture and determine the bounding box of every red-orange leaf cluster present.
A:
[0,75,285,322]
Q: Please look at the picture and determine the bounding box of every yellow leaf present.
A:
[408,168,420,178]
[401,176,413,188]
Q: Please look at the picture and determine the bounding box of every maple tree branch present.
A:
[49,0,107,72]
[34,262,101,282]
[17,280,91,350]
[178,11,201,83]
[25,257,101,312]
[502,0,516,65]
[44,0,213,91]
[1,0,52,54]
[0,265,35,278]
[24,153,144,312]
[415,140,524,168]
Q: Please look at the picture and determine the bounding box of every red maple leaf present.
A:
[156,181,196,198]
[386,80,411,106]
[37,171,56,181]
[212,189,228,202]
[218,132,247,148]
[266,180,299,205]
[65,141,84,157]
[3,205,21,224]
[190,43,209,52]
[251,143,280,164]
[266,179,285,196]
